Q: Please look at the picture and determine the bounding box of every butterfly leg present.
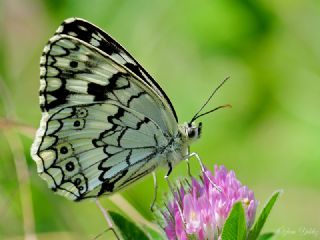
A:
[164,162,176,197]
[164,162,189,232]
[150,171,158,211]
[165,162,173,178]
[150,163,173,211]
[95,199,120,240]
[187,152,222,192]
[185,147,192,177]
[164,172,187,228]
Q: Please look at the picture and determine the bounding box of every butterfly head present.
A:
[180,122,202,143]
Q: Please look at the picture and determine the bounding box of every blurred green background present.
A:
[1,0,319,239]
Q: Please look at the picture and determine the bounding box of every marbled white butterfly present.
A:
[31,18,226,201]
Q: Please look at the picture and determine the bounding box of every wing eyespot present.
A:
[75,107,88,118]
[69,61,78,68]
[74,178,81,185]
[57,143,74,159]
[72,119,85,130]
[65,161,75,171]
[60,146,68,154]
[73,120,80,127]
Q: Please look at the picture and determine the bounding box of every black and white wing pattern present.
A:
[54,18,178,121]
[31,18,182,201]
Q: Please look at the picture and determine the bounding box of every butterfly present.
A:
[31,18,227,201]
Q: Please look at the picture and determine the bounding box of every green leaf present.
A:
[221,202,247,240]
[109,211,150,240]
[248,191,281,240]
[258,232,274,240]
[143,226,165,240]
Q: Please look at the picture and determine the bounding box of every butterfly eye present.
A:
[188,128,196,138]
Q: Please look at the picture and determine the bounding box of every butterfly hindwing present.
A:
[34,102,168,200]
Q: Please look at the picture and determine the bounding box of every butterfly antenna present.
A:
[192,104,232,121]
[190,76,230,123]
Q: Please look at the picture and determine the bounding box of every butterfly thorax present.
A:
[163,122,202,167]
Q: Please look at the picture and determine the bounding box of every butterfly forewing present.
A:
[55,17,178,121]
[32,19,179,200]
[39,35,176,134]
